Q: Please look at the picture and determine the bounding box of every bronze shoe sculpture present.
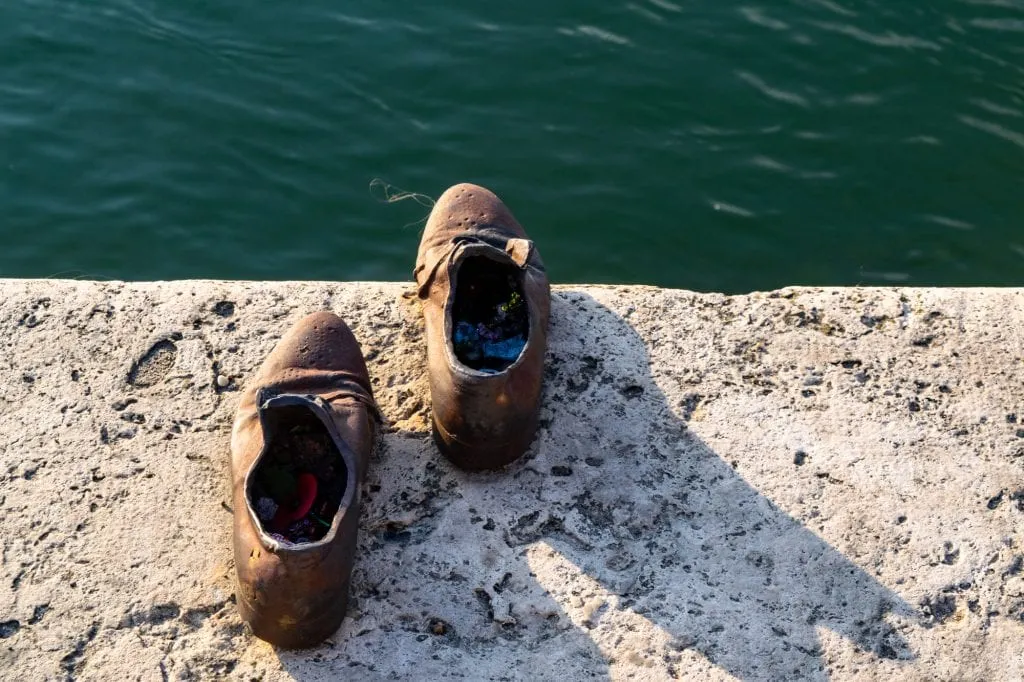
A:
[414,183,551,471]
[229,311,378,648]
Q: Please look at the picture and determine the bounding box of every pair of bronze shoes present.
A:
[229,184,551,648]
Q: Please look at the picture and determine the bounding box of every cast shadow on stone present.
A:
[530,292,916,679]
[277,291,915,680]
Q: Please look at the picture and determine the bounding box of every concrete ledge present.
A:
[1,281,1022,680]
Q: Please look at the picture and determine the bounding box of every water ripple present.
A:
[564,25,633,46]
[624,3,666,24]
[748,155,837,180]
[736,71,810,107]
[961,44,1024,75]
[923,215,976,230]
[802,0,857,18]
[738,7,790,31]
[970,98,1023,117]
[860,271,911,283]
[959,115,1024,149]
[646,0,682,13]
[811,21,942,51]
[970,18,1024,32]
[322,12,377,28]
[709,200,756,218]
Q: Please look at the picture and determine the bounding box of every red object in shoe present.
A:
[271,473,318,530]
[291,473,318,520]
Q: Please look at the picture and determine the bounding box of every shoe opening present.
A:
[451,255,529,373]
[247,405,347,545]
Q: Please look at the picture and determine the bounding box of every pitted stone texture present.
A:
[0,281,1022,681]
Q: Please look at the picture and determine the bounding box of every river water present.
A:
[1,1,1022,291]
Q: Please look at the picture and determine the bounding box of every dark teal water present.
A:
[1,2,1022,292]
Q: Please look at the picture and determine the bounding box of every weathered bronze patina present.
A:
[229,311,377,648]
[414,183,551,470]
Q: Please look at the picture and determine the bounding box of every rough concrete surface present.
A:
[0,280,1022,681]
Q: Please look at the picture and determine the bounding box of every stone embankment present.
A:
[0,281,1021,680]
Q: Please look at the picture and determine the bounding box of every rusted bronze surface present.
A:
[414,183,551,470]
[229,311,377,648]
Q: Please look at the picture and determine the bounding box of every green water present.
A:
[1,2,1022,292]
